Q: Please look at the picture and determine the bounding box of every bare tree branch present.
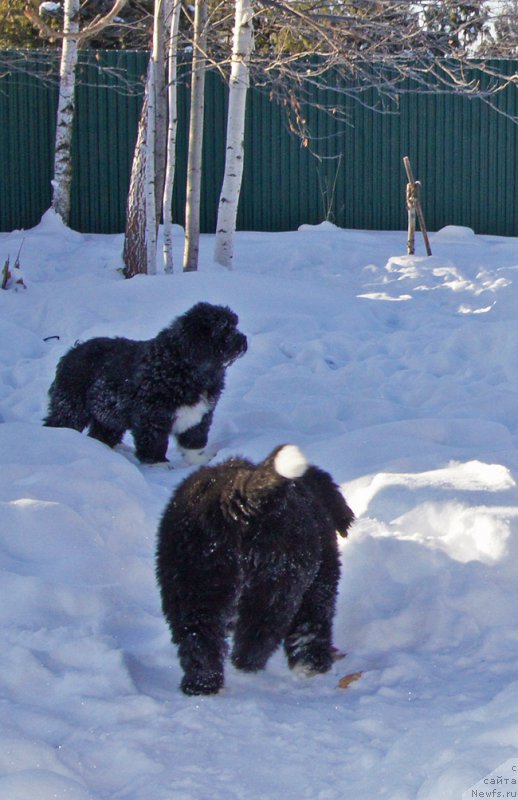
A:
[24,0,127,42]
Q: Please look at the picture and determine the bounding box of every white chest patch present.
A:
[172,396,211,434]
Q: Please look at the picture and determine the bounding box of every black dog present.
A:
[44,302,247,464]
[156,445,354,695]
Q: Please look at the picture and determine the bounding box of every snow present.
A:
[2,209,518,798]
[39,1,61,15]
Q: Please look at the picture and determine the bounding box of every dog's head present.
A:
[177,302,248,367]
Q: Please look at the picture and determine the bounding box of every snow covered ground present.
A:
[1,211,518,799]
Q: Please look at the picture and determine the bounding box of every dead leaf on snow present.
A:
[337,671,363,689]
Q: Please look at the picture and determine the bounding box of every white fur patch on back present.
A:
[172,396,211,435]
[274,445,308,479]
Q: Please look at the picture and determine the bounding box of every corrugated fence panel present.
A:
[0,53,58,231]
[71,51,149,232]
[200,70,227,232]
[2,52,518,235]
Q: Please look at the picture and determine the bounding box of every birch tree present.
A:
[25,0,127,225]
[183,0,208,272]
[123,0,518,278]
[123,0,168,278]
[144,57,158,276]
[213,0,254,269]
[122,83,149,278]
[51,0,80,223]
[162,0,182,273]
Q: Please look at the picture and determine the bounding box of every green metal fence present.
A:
[1,50,518,235]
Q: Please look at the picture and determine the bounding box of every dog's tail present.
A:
[225,445,307,521]
[271,444,309,479]
[271,445,354,538]
[227,445,354,537]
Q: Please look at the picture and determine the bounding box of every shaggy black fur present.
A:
[44,302,247,464]
[156,445,354,695]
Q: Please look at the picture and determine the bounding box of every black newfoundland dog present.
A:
[44,302,247,464]
[156,444,354,695]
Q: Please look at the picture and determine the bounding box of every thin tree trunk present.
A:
[145,58,157,275]
[213,0,254,269]
[122,61,157,278]
[51,0,80,224]
[144,0,170,276]
[153,0,168,219]
[123,83,149,278]
[183,0,207,272]
[123,0,168,278]
[162,0,182,273]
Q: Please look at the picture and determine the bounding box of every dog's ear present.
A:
[182,304,239,340]
[212,308,240,337]
[183,306,213,335]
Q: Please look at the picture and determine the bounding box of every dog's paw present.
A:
[289,652,334,677]
[180,447,214,466]
[180,670,224,696]
[291,663,329,677]
[231,651,269,673]
[331,646,346,661]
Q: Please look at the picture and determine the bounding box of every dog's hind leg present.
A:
[175,620,228,696]
[283,563,339,676]
[283,616,335,676]
[231,583,306,673]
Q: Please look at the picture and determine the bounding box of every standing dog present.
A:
[156,445,354,695]
[44,302,247,464]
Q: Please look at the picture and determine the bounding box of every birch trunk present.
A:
[122,62,156,278]
[51,0,80,224]
[183,0,207,272]
[123,0,168,278]
[162,0,182,273]
[144,58,157,275]
[123,82,150,278]
[213,0,254,269]
[153,0,168,219]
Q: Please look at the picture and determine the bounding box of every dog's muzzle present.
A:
[232,332,248,360]
[221,331,247,366]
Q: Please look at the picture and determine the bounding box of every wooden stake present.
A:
[406,180,416,255]
[403,156,432,256]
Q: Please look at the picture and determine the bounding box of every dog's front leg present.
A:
[132,420,170,463]
[175,408,214,465]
